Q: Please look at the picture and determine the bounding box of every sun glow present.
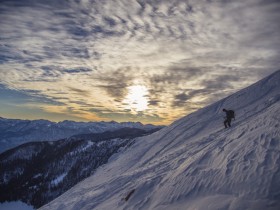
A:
[123,85,149,112]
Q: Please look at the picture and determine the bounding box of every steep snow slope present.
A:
[39,70,280,210]
[0,128,161,208]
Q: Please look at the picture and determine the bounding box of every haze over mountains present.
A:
[39,69,280,210]
[0,118,161,153]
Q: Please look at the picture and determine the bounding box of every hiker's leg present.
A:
[228,118,232,127]
[224,120,228,128]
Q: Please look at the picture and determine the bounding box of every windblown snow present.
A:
[40,70,280,210]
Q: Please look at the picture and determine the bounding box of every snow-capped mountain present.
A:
[0,118,162,153]
[39,69,280,210]
[0,127,161,208]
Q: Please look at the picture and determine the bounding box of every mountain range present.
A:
[0,118,161,153]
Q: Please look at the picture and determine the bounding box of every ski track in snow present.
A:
[39,70,280,210]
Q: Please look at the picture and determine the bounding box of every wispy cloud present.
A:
[0,0,280,124]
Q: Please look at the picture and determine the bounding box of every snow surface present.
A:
[0,201,34,210]
[39,70,280,210]
[51,173,68,186]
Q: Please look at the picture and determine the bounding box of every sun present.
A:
[123,85,148,112]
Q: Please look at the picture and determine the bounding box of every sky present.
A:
[0,0,280,125]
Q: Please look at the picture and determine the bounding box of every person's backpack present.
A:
[228,110,235,119]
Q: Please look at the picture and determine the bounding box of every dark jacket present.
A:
[224,110,235,119]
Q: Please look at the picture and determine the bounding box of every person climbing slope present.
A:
[223,108,235,128]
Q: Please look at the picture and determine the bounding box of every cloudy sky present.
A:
[0,0,279,125]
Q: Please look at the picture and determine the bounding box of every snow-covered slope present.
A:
[39,70,280,210]
[0,127,161,208]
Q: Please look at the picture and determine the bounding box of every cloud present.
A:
[173,92,190,107]
[148,100,160,106]
[0,0,279,124]
[95,67,135,99]
[0,83,64,106]
[63,68,93,74]
[67,87,91,97]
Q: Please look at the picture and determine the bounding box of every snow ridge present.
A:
[39,70,280,210]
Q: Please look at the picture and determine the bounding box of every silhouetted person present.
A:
[223,109,235,128]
